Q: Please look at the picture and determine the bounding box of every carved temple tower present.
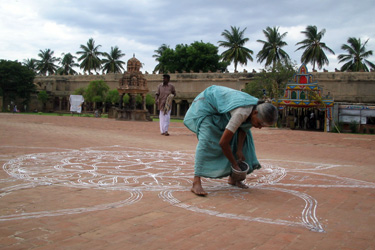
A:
[116,55,151,121]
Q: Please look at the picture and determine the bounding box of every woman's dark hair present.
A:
[255,101,278,126]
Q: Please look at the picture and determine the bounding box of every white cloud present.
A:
[0,0,374,73]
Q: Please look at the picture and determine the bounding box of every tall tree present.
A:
[0,60,35,105]
[37,90,49,111]
[156,42,228,73]
[102,46,126,73]
[295,25,335,71]
[37,49,59,75]
[338,37,375,72]
[77,38,103,74]
[244,60,296,101]
[106,89,120,105]
[218,26,253,72]
[84,80,109,109]
[58,53,79,75]
[257,26,290,69]
[23,58,38,73]
[153,44,170,73]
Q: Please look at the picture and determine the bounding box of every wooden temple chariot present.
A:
[273,64,334,131]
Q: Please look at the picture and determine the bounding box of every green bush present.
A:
[349,121,358,133]
[369,128,375,134]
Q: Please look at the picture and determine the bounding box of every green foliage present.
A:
[37,49,59,75]
[73,87,86,95]
[135,94,142,104]
[243,81,264,99]
[37,90,49,111]
[153,44,170,73]
[369,128,375,134]
[106,89,120,104]
[77,38,104,74]
[146,94,155,106]
[123,94,130,104]
[218,26,254,72]
[84,80,109,103]
[244,61,296,100]
[295,25,335,70]
[57,53,79,75]
[37,90,48,104]
[23,58,38,73]
[338,37,375,72]
[155,41,228,73]
[102,46,126,73]
[257,26,290,69]
[0,60,36,102]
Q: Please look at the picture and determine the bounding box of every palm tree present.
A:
[77,38,103,74]
[58,53,79,75]
[338,37,375,72]
[23,58,38,73]
[37,49,59,75]
[295,25,335,71]
[218,26,253,72]
[153,44,170,73]
[257,26,290,69]
[102,46,126,73]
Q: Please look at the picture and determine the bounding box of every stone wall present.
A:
[25,71,375,114]
[313,72,375,103]
[33,72,251,101]
[34,71,375,101]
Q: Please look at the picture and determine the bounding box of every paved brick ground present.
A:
[0,113,374,249]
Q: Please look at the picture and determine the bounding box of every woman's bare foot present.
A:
[191,176,208,196]
[228,176,249,189]
[234,181,249,189]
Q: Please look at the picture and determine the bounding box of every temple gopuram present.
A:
[273,64,334,132]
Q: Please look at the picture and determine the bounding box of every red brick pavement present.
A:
[0,113,374,249]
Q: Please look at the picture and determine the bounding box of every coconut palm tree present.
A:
[295,25,335,71]
[257,26,290,69]
[338,37,375,72]
[77,38,103,74]
[102,46,126,73]
[153,44,170,73]
[23,58,38,73]
[58,53,79,75]
[36,49,59,75]
[218,26,253,72]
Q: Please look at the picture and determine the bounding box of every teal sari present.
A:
[184,85,261,178]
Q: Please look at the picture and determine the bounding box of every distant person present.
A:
[310,112,315,129]
[304,115,308,129]
[155,74,176,136]
[184,85,278,196]
[13,105,17,114]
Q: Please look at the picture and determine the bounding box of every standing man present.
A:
[155,74,176,136]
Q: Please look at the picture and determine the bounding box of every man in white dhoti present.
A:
[155,74,176,136]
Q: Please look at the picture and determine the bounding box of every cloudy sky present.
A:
[1,0,375,74]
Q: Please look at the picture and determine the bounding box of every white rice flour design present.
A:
[2,146,374,232]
